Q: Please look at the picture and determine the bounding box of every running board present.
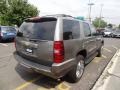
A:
[85,52,98,65]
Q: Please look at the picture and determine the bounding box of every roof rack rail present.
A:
[45,14,73,17]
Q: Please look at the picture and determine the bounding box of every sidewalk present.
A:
[92,49,120,90]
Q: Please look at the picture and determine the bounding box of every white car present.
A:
[103,30,113,37]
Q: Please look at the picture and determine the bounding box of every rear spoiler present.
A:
[24,17,57,22]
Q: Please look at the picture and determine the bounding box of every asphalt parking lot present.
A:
[0,38,120,90]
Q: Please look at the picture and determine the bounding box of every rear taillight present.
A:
[54,41,64,63]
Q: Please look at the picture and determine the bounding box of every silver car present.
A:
[14,14,103,82]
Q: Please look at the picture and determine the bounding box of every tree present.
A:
[0,0,39,26]
[0,0,8,15]
[92,18,107,28]
[0,0,8,24]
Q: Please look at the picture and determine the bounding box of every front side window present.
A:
[63,19,80,40]
[83,22,91,37]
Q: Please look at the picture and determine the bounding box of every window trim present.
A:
[63,19,81,40]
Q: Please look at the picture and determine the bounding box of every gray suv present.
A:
[14,14,104,82]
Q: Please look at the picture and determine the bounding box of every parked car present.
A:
[14,14,104,82]
[103,29,113,37]
[0,26,16,42]
[112,30,120,38]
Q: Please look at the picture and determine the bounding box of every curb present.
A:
[92,49,120,90]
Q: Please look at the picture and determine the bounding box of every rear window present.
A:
[1,27,16,32]
[18,18,57,41]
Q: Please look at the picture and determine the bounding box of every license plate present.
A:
[26,48,33,53]
[7,33,14,35]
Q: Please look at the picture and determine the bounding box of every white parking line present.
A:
[112,45,118,50]
[103,48,112,53]
[0,43,8,47]
[102,55,107,59]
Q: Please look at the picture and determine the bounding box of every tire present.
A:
[68,55,84,83]
[97,47,102,57]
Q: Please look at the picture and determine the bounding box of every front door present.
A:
[82,22,97,57]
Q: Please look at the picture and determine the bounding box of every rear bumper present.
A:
[14,52,75,79]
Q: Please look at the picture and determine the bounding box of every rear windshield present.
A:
[1,27,16,32]
[19,19,57,41]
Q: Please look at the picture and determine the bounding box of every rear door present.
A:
[63,19,82,61]
[16,18,57,66]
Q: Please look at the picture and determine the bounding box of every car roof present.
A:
[25,14,87,23]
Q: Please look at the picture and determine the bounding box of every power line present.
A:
[98,4,104,28]
[88,0,95,22]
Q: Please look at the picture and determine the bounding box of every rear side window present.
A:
[63,19,80,40]
[83,22,91,37]
[18,18,57,41]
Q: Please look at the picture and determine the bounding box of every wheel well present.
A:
[102,40,104,45]
[77,50,87,58]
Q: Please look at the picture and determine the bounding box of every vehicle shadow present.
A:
[15,64,69,89]
[0,39,14,43]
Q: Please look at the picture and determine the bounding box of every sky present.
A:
[28,0,120,25]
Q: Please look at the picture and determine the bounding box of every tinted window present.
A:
[83,23,91,37]
[63,19,80,40]
[19,20,56,41]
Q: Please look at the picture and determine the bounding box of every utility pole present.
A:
[98,4,104,29]
[88,0,94,22]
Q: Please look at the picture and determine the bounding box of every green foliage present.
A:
[92,18,107,28]
[0,0,8,14]
[0,0,39,26]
